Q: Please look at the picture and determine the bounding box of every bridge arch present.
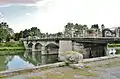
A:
[102,28,116,37]
[45,43,59,54]
[45,42,59,47]
[28,42,33,48]
[34,43,42,50]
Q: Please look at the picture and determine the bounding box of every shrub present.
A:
[0,41,24,47]
[59,51,83,64]
[108,44,120,47]
[116,49,120,54]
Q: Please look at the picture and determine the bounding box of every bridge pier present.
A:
[59,40,72,53]
[41,46,46,55]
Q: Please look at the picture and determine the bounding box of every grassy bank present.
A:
[108,43,120,47]
[0,41,25,51]
[0,50,25,55]
[0,47,25,51]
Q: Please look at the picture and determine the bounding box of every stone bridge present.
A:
[22,37,120,58]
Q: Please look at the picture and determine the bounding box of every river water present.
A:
[0,51,58,71]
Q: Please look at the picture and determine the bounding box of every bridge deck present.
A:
[22,37,120,43]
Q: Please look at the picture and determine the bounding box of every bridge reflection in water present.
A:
[23,51,58,66]
[0,51,58,71]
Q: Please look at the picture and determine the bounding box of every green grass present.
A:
[116,49,120,54]
[0,47,25,50]
[0,41,25,51]
[108,43,120,47]
[0,41,24,47]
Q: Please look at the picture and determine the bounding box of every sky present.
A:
[0,0,120,33]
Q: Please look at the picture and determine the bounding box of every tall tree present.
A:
[64,22,74,37]
[0,28,9,42]
[0,22,14,42]
[56,32,63,37]
[30,27,41,37]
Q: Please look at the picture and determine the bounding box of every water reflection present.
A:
[0,51,58,71]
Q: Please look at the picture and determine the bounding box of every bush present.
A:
[59,51,83,64]
[116,49,120,54]
[108,44,120,47]
[0,41,24,47]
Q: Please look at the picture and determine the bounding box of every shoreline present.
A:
[0,54,120,78]
[0,47,25,51]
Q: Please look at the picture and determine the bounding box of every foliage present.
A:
[116,49,120,54]
[64,22,88,37]
[60,51,83,64]
[14,27,42,40]
[0,22,14,42]
[91,24,99,29]
[0,28,9,42]
[0,41,24,47]
[14,32,22,41]
[108,44,120,47]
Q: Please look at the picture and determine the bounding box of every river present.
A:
[0,51,58,71]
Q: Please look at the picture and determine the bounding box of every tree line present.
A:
[0,22,105,42]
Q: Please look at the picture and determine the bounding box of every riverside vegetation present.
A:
[0,41,25,55]
[108,43,120,54]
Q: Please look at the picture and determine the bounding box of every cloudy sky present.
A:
[0,0,120,33]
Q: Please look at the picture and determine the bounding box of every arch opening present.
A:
[35,43,42,50]
[45,43,59,54]
[28,42,33,48]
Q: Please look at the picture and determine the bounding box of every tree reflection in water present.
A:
[0,51,58,71]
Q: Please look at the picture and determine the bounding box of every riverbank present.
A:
[2,56,120,79]
[0,41,25,55]
[0,47,25,51]
[1,55,120,79]
[0,50,25,55]
[0,41,25,51]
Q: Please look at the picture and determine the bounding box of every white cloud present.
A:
[25,13,31,16]
[30,0,120,33]
[4,0,120,33]
[0,4,12,7]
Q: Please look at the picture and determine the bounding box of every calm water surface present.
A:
[0,51,58,71]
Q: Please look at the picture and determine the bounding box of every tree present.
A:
[21,27,41,38]
[63,22,88,37]
[14,33,21,41]
[0,28,9,42]
[56,32,63,37]
[74,23,84,37]
[64,22,74,37]
[23,29,30,38]
[0,22,9,29]
[0,22,14,42]
[30,27,41,37]
[6,34,11,42]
